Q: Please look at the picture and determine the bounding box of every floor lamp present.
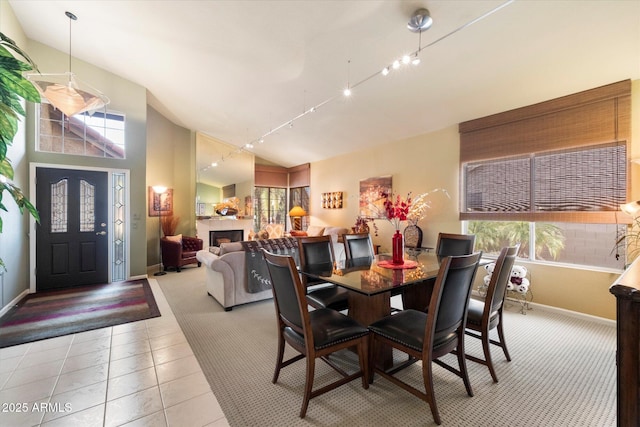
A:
[153,185,168,276]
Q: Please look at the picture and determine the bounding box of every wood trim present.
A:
[459,80,631,133]
[255,164,288,187]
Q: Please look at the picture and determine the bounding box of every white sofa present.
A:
[196,226,349,311]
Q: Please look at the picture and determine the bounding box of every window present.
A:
[37,103,126,158]
[460,81,631,270]
[254,187,286,231]
[466,220,625,270]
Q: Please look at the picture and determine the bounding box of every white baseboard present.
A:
[0,288,30,317]
[472,289,615,326]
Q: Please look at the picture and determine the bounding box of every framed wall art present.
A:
[148,187,174,217]
[322,191,343,209]
[359,176,392,218]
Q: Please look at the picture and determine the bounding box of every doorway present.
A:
[30,164,129,292]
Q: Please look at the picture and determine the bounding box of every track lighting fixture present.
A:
[202,2,514,170]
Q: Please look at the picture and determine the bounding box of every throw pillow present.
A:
[290,230,308,237]
[306,225,325,236]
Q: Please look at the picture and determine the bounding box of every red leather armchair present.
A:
[161,235,203,272]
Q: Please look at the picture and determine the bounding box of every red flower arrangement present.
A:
[381,191,412,230]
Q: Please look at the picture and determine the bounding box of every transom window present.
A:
[37,103,126,158]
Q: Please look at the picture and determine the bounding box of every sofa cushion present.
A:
[219,241,244,256]
[306,225,325,236]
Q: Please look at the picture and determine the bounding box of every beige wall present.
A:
[310,81,640,320]
[146,106,196,267]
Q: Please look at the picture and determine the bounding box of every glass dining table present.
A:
[300,251,445,370]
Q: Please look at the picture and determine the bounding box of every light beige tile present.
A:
[144,316,177,329]
[110,339,152,361]
[28,334,74,352]
[165,391,225,427]
[0,354,22,375]
[61,349,110,374]
[4,358,64,388]
[43,380,107,423]
[205,417,231,427]
[40,403,105,427]
[0,371,10,389]
[155,354,202,384]
[112,320,147,335]
[104,386,163,427]
[0,400,46,426]
[0,342,30,360]
[149,331,186,351]
[72,327,112,343]
[119,410,167,427]
[55,363,109,395]
[18,345,69,369]
[152,342,193,365]
[110,329,149,347]
[159,371,211,407]
[108,351,154,379]
[67,337,112,357]
[0,375,57,403]
[107,366,158,401]
[147,323,182,339]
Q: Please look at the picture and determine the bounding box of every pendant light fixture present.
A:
[27,11,109,117]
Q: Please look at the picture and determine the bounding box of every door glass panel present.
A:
[80,180,95,232]
[50,179,68,233]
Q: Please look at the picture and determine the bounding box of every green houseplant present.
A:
[0,33,41,270]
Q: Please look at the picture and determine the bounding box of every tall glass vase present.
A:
[392,229,404,265]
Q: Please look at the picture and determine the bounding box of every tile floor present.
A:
[0,279,229,427]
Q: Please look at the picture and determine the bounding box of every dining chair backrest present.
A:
[297,235,335,271]
[427,252,482,346]
[343,233,375,263]
[262,250,307,335]
[486,245,519,314]
[436,233,476,258]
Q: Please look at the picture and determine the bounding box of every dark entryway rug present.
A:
[0,279,160,348]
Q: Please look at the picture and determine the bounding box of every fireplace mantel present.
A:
[197,218,254,249]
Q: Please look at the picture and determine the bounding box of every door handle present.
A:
[96,231,107,236]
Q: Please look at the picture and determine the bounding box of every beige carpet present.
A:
[157,267,616,426]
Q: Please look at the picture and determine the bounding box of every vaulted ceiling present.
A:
[9,1,640,170]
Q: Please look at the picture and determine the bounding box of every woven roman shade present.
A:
[459,80,631,224]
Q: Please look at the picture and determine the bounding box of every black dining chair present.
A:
[262,250,369,418]
[368,252,482,425]
[465,245,519,382]
[343,233,375,265]
[435,232,476,258]
[297,235,349,312]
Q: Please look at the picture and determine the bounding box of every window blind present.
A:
[459,80,631,224]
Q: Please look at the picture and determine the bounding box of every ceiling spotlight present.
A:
[245,143,253,149]
[343,87,352,97]
[412,54,421,66]
[309,106,316,113]
[289,121,294,128]
[392,60,400,69]
[407,8,433,33]
[259,138,264,143]
[402,55,411,64]
[381,67,390,76]
[211,162,218,167]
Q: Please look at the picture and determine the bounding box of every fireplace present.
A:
[210,229,244,247]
